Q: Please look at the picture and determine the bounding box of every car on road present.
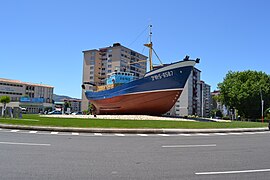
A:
[48,110,62,115]
[19,107,27,113]
[72,111,83,115]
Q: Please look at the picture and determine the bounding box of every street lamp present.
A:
[260,87,264,123]
[201,87,203,118]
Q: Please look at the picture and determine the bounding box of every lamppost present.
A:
[260,87,264,123]
[201,87,203,118]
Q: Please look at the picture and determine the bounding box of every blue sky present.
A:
[1,0,270,98]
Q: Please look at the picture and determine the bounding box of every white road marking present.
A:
[242,132,256,135]
[11,130,20,132]
[0,128,269,137]
[72,132,79,135]
[29,131,37,134]
[94,133,102,136]
[255,131,268,134]
[213,133,228,136]
[196,168,270,175]
[178,134,191,136]
[194,133,210,136]
[162,144,217,148]
[0,141,51,146]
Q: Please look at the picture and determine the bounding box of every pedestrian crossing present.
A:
[0,128,269,137]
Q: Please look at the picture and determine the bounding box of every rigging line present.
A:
[128,25,149,47]
[152,48,163,65]
[141,35,149,54]
[141,46,146,54]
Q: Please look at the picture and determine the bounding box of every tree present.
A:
[64,101,71,112]
[0,96,11,117]
[218,70,270,119]
[211,109,223,118]
[265,107,270,120]
[88,103,94,115]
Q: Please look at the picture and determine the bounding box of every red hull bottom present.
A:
[90,90,182,115]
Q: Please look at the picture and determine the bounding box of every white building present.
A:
[167,68,211,117]
[81,43,148,111]
[0,78,54,113]
[201,81,211,117]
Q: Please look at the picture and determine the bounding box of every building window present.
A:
[0,83,23,87]
[0,91,22,95]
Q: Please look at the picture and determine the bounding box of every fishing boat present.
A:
[82,27,199,115]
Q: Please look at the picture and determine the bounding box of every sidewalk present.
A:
[0,123,268,134]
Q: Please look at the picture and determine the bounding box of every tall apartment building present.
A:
[0,78,54,113]
[167,68,211,117]
[201,81,211,117]
[82,43,148,111]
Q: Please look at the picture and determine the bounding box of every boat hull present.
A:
[84,60,196,115]
[91,89,182,115]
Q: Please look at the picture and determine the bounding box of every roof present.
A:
[0,78,54,88]
[63,98,82,102]
[82,43,148,58]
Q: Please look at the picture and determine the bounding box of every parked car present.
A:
[20,107,27,114]
[72,111,83,115]
[48,110,62,115]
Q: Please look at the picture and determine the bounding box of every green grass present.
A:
[0,114,268,129]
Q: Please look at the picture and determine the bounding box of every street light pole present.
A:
[201,83,204,118]
[262,100,264,123]
[260,87,264,123]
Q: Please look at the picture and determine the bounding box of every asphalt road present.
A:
[0,130,270,180]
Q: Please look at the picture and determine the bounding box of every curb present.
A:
[0,124,268,134]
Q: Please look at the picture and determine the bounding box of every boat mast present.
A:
[144,25,153,71]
